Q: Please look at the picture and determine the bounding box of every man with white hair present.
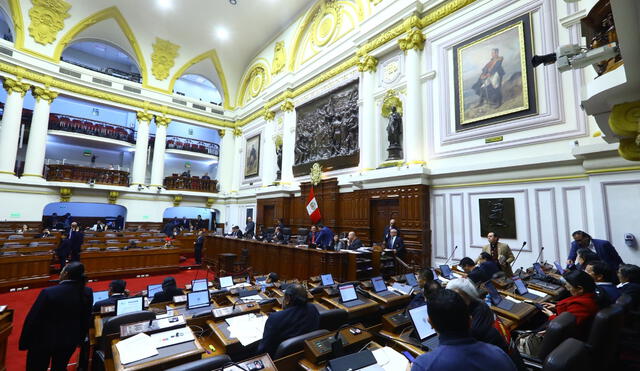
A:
[346,231,363,250]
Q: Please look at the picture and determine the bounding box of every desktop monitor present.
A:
[338,283,358,303]
[533,262,545,276]
[484,282,502,306]
[116,297,143,316]
[408,305,436,341]
[554,261,565,275]
[187,290,210,310]
[320,273,334,286]
[219,276,234,288]
[371,276,387,293]
[92,290,109,305]
[405,273,418,287]
[147,284,163,298]
[191,279,208,292]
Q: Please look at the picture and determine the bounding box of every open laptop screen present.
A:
[93,290,109,305]
[533,262,545,276]
[408,305,436,340]
[338,283,358,303]
[116,297,143,316]
[187,290,210,309]
[191,279,207,292]
[147,284,162,298]
[371,276,387,293]
[554,261,565,275]
[439,265,453,278]
[320,273,334,286]
[484,282,502,306]
[405,273,418,287]
[512,276,529,295]
[219,276,233,288]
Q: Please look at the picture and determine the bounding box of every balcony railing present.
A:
[49,114,136,144]
[163,175,218,193]
[45,164,129,186]
[61,57,142,83]
[166,135,220,156]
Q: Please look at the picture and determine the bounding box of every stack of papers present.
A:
[372,346,409,370]
[115,333,158,364]
[225,313,268,346]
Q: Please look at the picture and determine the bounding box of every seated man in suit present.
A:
[306,225,319,245]
[266,272,279,284]
[346,231,363,250]
[568,230,623,273]
[408,268,443,310]
[386,228,406,259]
[273,226,285,242]
[585,261,620,307]
[93,280,128,312]
[315,224,334,250]
[257,284,320,357]
[91,220,106,232]
[230,226,243,238]
[410,289,516,371]
[150,277,185,304]
[617,264,640,308]
[460,254,500,284]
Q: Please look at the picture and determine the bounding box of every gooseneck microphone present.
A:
[511,241,527,267]
[535,246,545,264]
[443,246,458,266]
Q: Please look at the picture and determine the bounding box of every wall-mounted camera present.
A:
[532,43,619,72]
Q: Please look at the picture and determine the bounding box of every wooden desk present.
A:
[499,287,552,303]
[368,290,410,311]
[0,253,52,290]
[489,300,537,323]
[378,329,425,357]
[222,354,276,370]
[0,308,12,371]
[320,296,379,320]
[381,309,411,332]
[81,248,180,278]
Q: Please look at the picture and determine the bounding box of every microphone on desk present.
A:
[535,246,545,264]
[511,241,527,267]
[443,246,458,266]
[232,298,245,311]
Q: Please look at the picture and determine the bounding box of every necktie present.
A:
[312,233,316,243]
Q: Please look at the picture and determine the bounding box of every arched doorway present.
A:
[42,202,127,230]
[162,206,213,231]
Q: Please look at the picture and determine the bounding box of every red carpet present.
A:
[1,267,208,371]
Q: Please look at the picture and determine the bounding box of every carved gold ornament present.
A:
[28,0,71,45]
[2,77,31,97]
[381,90,403,118]
[249,66,267,98]
[357,54,378,73]
[108,191,119,204]
[32,86,58,103]
[218,129,226,137]
[151,38,180,81]
[173,195,182,207]
[311,0,342,47]
[233,127,243,137]
[136,110,154,122]
[609,101,640,161]
[272,41,286,75]
[155,116,171,127]
[398,28,426,52]
[263,107,275,121]
[310,163,322,185]
[59,187,72,202]
[205,197,215,208]
[280,99,295,112]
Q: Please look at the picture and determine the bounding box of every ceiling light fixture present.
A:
[157,0,172,10]
[216,27,229,41]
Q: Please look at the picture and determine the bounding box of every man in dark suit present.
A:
[315,224,334,249]
[257,284,320,357]
[92,280,128,312]
[244,217,255,239]
[194,230,204,264]
[181,216,189,229]
[194,215,206,230]
[20,262,93,371]
[568,231,623,273]
[383,218,400,242]
[346,231,363,250]
[386,228,406,258]
[54,231,71,267]
[459,254,500,284]
[617,264,640,308]
[68,222,83,262]
[306,225,319,245]
[115,215,124,231]
[150,277,185,304]
[163,221,174,237]
[230,226,243,238]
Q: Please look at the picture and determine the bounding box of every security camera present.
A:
[137,184,144,191]
[532,43,619,72]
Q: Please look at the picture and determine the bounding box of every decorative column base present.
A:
[386,145,403,161]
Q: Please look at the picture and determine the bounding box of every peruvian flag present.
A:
[306,186,322,224]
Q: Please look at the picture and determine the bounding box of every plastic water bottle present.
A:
[485,294,493,307]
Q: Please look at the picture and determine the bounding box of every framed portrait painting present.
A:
[244,134,260,178]
[453,14,537,131]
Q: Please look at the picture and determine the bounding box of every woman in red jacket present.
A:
[517,270,599,355]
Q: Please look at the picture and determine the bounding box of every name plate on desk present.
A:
[304,325,373,364]
[120,315,186,338]
[212,303,260,320]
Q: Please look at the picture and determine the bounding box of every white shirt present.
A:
[391,236,396,247]
[587,241,596,253]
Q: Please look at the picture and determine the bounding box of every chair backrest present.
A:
[587,304,624,368]
[100,311,155,354]
[537,312,576,360]
[164,354,232,371]
[543,338,589,371]
[319,309,348,331]
[616,293,633,312]
[273,329,330,360]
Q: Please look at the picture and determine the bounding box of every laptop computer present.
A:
[219,276,234,289]
[116,296,143,316]
[405,273,418,287]
[371,276,397,297]
[187,290,210,310]
[320,273,335,286]
[147,284,162,298]
[513,276,543,300]
[485,281,515,311]
[191,279,208,292]
[338,283,365,308]
[439,265,454,280]
[93,290,109,306]
[408,304,439,350]
[554,261,565,275]
[530,263,561,290]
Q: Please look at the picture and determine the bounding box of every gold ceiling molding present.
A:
[236,60,270,107]
[609,101,640,161]
[151,37,180,81]
[168,49,232,110]
[0,61,234,128]
[28,0,71,45]
[53,6,149,86]
[272,41,286,76]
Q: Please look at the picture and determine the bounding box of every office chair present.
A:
[319,309,348,331]
[96,310,156,364]
[165,354,232,371]
[516,312,576,369]
[273,329,330,360]
[586,304,625,369]
[542,338,591,371]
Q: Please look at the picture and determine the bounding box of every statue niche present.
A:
[386,106,403,160]
[293,80,359,176]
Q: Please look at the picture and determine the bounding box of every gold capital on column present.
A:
[398,29,426,52]
[218,129,226,137]
[263,106,276,121]
[155,116,172,127]
[3,78,31,97]
[32,86,58,104]
[136,110,153,122]
[609,100,640,161]
[357,54,378,73]
[280,99,295,112]
[233,127,243,137]
[59,187,72,202]
[108,191,119,204]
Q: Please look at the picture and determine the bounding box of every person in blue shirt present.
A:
[585,260,620,307]
[568,231,623,273]
[411,289,516,371]
[459,254,499,284]
[315,224,334,249]
[408,268,442,310]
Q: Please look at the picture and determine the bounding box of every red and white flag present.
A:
[306,186,322,224]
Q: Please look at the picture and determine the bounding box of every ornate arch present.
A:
[236,59,271,107]
[6,0,24,48]
[52,6,148,85]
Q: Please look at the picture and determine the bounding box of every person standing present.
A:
[480,232,514,277]
[315,224,334,249]
[68,222,84,262]
[568,231,623,273]
[115,214,124,231]
[20,262,93,371]
[194,230,204,264]
[383,218,399,242]
[245,217,255,239]
[386,229,406,259]
[54,231,71,267]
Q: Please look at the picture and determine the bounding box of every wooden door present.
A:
[260,205,275,230]
[370,199,400,244]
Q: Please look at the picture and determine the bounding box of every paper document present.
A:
[372,346,409,371]
[504,295,521,303]
[528,288,547,297]
[115,333,158,364]
[239,294,263,302]
[225,313,268,346]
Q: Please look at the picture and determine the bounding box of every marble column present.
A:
[149,116,171,187]
[216,129,234,193]
[399,28,426,165]
[262,109,277,186]
[22,87,58,179]
[230,128,243,192]
[358,54,378,170]
[280,99,296,184]
[0,78,30,176]
[130,111,153,186]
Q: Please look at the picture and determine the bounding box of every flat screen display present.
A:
[405,273,418,287]
[554,261,565,275]
[338,283,358,302]
[484,281,502,305]
[371,276,387,293]
[408,305,436,340]
[533,262,545,276]
[320,273,334,286]
[513,276,528,295]
[116,297,143,316]
[92,290,109,305]
[191,279,208,292]
[219,276,233,288]
[187,290,210,309]
[147,284,162,298]
[439,265,453,278]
